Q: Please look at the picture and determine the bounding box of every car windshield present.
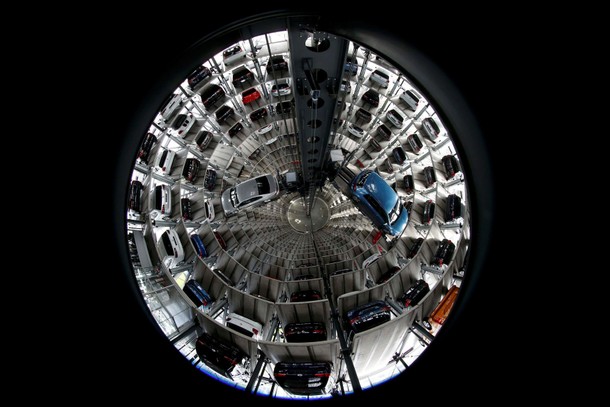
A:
[388,200,401,224]
[256,176,271,194]
[230,188,239,206]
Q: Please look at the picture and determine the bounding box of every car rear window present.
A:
[256,176,271,194]
[160,232,172,255]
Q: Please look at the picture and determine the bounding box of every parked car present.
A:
[362,89,380,107]
[400,90,420,111]
[376,266,400,284]
[284,322,327,343]
[223,44,246,64]
[407,133,424,154]
[432,239,455,266]
[274,362,332,395]
[345,300,392,333]
[138,132,157,164]
[180,158,199,183]
[226,312,262,339]
[221,173,280,217]
[370,69,390,87]
[430,285,460,325]
[157,229,184,269]
[404,200,413,217]
[159,93,182,121]
[257,123,273,135]
[200,84,225,109]
[128,180,143,212]
[204,169,217,190]
[403,174,414,194]
[242,87,261,104]
[423,166,436,188]
[215,105,234,124]
[348,124,365,138]
[270,82,291,97]
[250,107,268,121]
[383,157,394,173]
[183,279,213,307]
[228,122,243,137]
[423,200,436,224]
[398,279,430,307]
[187,65,212,89]
[181,198,192,221]
[362,252,381,269]
[266,55,288,74]
[377,124,392,141]
[214,231,227,250]
[152,184,172,217]
[204,199,215,221]
[356,108,372,122]
[407,237,424,259]
[344,56,358,76]
[190,234,208,258]
[195,130,213,151]
[290,289,322,302]
[421,117,440,140]
[387,109,404,128]
[232,66,254,86]
[195,332,246,377]
[154,148,175,175]
[392,146,406,164]
[369,138,382,152]
[350,170,409,236]
[340,80,351,93]
[445,194,462,221]
[274,100,294,114]
[171,113,195,137]
[442,155,461,179]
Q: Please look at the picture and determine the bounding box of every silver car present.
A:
[221,174,280,217]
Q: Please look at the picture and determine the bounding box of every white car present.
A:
[400,90,420,111]
[221,174,280,217]
[204,199,215,222]
[223,44,246,65]
[154,148,176,176]
[270,81,291,97]
[256,123,273,135]
[225,312,263,339]
[171,113,195,137]
[157,229,184,269]
[340,80,351,93]
[348,124,365,138]
[159,93,182,122]
[370,69,390,88]
[362,252,381,268]
[151,183,172,218]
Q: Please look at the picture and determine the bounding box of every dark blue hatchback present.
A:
[350,170,408,236]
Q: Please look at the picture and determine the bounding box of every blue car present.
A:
[190,234,208,258]
[184,280,213,307]
[350,170,408,236]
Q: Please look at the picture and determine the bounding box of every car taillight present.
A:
[275,373,286,377]
[312,329,324,334]
[404,300,411,307]
[223,356,238,365]
[252,328,259,335]
[178,130,183,134]
[315,373,330,377]
[350,317,358,325]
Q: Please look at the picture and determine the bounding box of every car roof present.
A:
[235,174,276,201]
[361,171,398,213]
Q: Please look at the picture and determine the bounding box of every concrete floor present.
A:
[286,197,330,233]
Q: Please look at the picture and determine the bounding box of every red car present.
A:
[242,87,261,104]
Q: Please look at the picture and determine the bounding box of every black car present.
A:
[377,124,392,141]
[356,108,372,122]
[274,362,332,395]
[266,55,288,73]
[284,322,327,343]
[182,158,200,183]
[274,100,294,115]
[195,130,213,151]
[137,132,157,164]
[423,166,436,188]
[432,239,455,266]
[195,332,247,378]
[290,289,322,302]
[383,157,394,173]
[398,279,430,307]
[403,174,414,194]
[407,237,424,259]
[183,279,213,307]
[187,65,212,89]
[204,169,217,190]
[128,180,143,212]
[231,66,254,87]
[200,84,225,109]
[442,155,461,179]
[392,146,406,164]
[404,200,413,217]
[369,138,382,152]
[423,200,435,224]
[344,56,358,76]
[345,300,392,333]
[362,89,380,107]
[228,122,243,137]
[181,198,192,221]
[407,133,424,154]
[249,107,268,121]
[422,117,440,140]
[215,105,234,124]
[445,194,462,221]
[376,266,400,284]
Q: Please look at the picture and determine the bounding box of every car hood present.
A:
[236,176,278,201]
[364,176,397,213]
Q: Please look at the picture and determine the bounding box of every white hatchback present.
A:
[157,229,184,269]
[154,148,176,176]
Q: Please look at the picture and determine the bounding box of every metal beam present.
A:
[246,352,269,394]
[411,321,435,342]
[421,264,444,276]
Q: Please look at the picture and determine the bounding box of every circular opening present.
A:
[308,149,319,154]
[306,136,320,143]
[306,97,325,109]
[307,158,318,163]
[310,68,328,83]
[307,119,322,129]
[305,36,331,52]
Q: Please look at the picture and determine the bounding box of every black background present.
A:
[80,6,538,404]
